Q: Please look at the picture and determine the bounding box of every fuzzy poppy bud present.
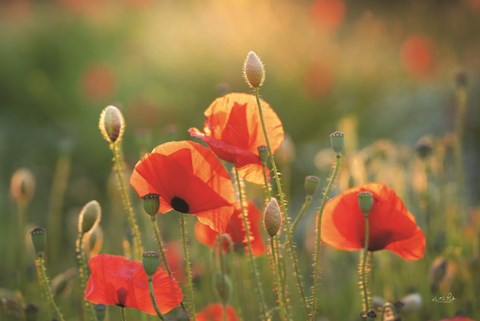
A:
[304,176,320,196]
[30,227,47,257]
[330,131,344,155]
[243,51,265,88]
[78,200,102,234]
[10,168,35,205]
[358,191,374,217]
[142,194,160,216]
[264,198,282,237]
[142,251,160,277]
[258,145,269,165]
[99,105,125,143]
[213,272,232,304]
[93,304,106,321]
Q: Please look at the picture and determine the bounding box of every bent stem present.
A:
[234,167,268,319]
[180,213,197,321]
[76,231,95,321]
[35,256,66,321]
[111,141,143,260]
[148,276,165,321]
[291,194,313,233]
[310,154,342,320]
[254,88,309,315]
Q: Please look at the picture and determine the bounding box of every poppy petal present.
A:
[385,226,426,260]
[196,303,240,321]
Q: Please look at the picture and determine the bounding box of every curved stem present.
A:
[234,167,268,319]
[148,276,165,321]
[111,141,143,260]
[180,214,197,321]
[76,232,95,321]
[254,88,308,315]
[311,154,342,320]
[291,195,312,233]
[36,256,66,321]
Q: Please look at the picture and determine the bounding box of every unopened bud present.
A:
[78,200,102,234]
[142,194,160,216]
[358,191,374,217]
[10,168,35,205]
[94,304,106,321]
[142,251,160,276]
[213,272,232,304]
[304,176,320,196]
[264,198,282,237]
[243,51,265,88]
[258,145,269,165]
[30,227,47,257]
[330,131,344,155]
[99,105,125,143]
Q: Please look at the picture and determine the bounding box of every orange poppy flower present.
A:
[130,141,235,233]
[401,35,435,79]
[196,303,240,321]
[194,201,266,256]
[321,183,425,260]
[188,93,284,185]
[84,254,182,314]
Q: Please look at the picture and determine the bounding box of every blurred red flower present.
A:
[196,303,240,321]
[81,64,116,101]
[189,93,284,185]
[84,254,182,314]
[321,183,425,260]
[401,35,435,79]
[130,140,235,233]
[311,0,346,31]
[195,201,266,256]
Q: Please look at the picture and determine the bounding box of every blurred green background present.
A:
[1,0,479,320]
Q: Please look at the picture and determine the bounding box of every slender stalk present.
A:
[270,237,289,321]
[361,218,371,319]
[234,167,268,319]
[310,155,342,319]
[291,195,312,232]
[254,88,308,315]
[35,256,65,321]
[76,231,95,321]
[121,307,127,321]
[180,214,197,321]
[111,141,143,260]
[261,163,272,199]
[148,276,165,321]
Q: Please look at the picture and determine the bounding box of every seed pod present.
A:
[264,198,282,237]
[142,193,160,216]
[30,227,47,257]
[243,51,265,88]
[78,200,102,234]
[304,176,320,196]
[142,251,160,277]
[258,145,269,165]
[99,105,125,143]
[330,131,344,155]
[358,191,374,217]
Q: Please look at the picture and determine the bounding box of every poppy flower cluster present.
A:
[84,254,182,314]
[189,92,284,185]
[321,182,426,260]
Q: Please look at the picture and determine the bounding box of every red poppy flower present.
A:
[188,93,284,185]
[130,141,235,233]
[196,303,240,321]
[194,201,266,256]
[401,35,435,79]
[321,183,425,260]
[84,254,182,314]
[311,0,346,31]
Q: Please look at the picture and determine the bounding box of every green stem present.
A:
[36,256,66,321]
[254,88,309,315]
[311,154,342,320]
[271,237,289,321]
[121,307,127,321]
[111,141,143,260]
[180,214,197,321]
[291,195,312,232]
[261,162,272,199]
[234,167,268,319]
[76,232,95,321]
[148,276,165,321]
[361,218,371,318]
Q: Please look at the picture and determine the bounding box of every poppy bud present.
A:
[304,176,320,196]
[10,168,35,205]
[330,131,344,155]
[78,200,102,234]
[358,191,374,217]
[264,198,282,237]
[30,227,47,257]
[213,272,232,304]
[93,304,106,321]
[142,251,160,277]
[415,136,433,159]
[99,105,125,143]
[258,145,269,165]
[142,193,160,216]
[25,304,39,321]
[243,51,265,88]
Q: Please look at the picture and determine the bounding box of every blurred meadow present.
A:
[1,0,480,320]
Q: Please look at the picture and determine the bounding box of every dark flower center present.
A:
[171,196,189,213]
[116,287,128,307]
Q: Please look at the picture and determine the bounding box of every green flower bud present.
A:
[304,176,320,196]
[142,193,160,216]
[142,251,160,276]
[30,227,47,257]
[264,198,282,237]
[93,304,106,321]
[358,191,374,217]
[99,105,125,143]
[243,51,265,88]
[78,200,102,234]
[213,272,232,304]
[330,131,344,155]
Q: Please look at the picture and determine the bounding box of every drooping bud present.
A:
[330,131,344,155]
[358,191,374,217]
[243,51,265,88]
[415,136,433,159]
[304,176,320,196]
[258,145,269,165]
[264,198,282,237]
[30,227,47,257]
[93,304,106,321]
[142,251,160,277]
[213,272,232,304]
[99,105,125,143]
[78,200,102,234]
[142,193,160,216]
[10,168,35,205]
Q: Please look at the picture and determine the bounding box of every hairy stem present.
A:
[180,214,196,321]
[35,256,66,321]
[148,276,165,321]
